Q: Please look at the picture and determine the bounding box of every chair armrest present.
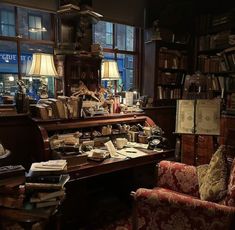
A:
[133,188,235,230]
[157,160,199,197]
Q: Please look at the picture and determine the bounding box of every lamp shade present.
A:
[28,53,58,77]
[101,60,120,80]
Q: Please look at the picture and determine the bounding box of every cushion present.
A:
[197,145,228,202]
[197,164,209,189]
[224,158,235,206]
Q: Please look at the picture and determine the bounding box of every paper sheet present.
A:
[117,147,147,158]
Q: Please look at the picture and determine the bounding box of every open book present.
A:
[175,99,220,135]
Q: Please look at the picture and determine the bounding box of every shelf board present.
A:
[146,40,188,50]
[158,67,187,73]
[157,83,182,87]
[201,71,235,76]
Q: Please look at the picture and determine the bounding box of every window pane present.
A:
[35,16,42,28]
[20,43,54,99]
[0,40,18,103]
[0,74,18,104]
[0,4,15,37]
[117,54,135,91]
[116,24,126,50]
[8,12,15,24]
[93,21,137,91]
[0,41,18,73]
[115,24,134,51]
[8,25,15,36]
[18,7,51,41]
[126,26,134,51]
[93,21,113,48]
[29,15,35,28]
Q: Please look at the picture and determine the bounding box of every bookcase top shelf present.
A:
[146,40,188,50]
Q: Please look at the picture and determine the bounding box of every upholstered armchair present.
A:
[132,160,235,230]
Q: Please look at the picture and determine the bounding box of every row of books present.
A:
[182,74,225,99]
[159,49,188,70]
[198,32,230,51]
[0,165,26,209]
[197,55,226,73]
[158,72,185,85]
[157,86,181,100]
[196,13,231,35]
[222,47,235,71]
[30,96,82,120]
[0,160,70,210]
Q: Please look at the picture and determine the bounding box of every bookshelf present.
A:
[143,38,189,106]
[194,9,235,111]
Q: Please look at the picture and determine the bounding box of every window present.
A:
[0,3,55,104]
[105,22,113,46]
[93,21,138,91]
[28,14,43,40]
[0,6,15,37]
[18,7,52,41]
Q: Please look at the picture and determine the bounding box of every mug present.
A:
[143,127,152,137]
[128,131,139,142]
[116,138,128,149]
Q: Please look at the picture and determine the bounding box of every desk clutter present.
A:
[0,160,69,211]
[30,96,83,120]
[49,123,170,164]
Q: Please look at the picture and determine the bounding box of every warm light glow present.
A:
[101,60,120,80]
[28,53,59,77]
[8,76,14,82]
[29,27,47,33]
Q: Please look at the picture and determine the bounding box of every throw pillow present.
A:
[224,158,235,206]
[197,145,228,202]
[197,164,209,189]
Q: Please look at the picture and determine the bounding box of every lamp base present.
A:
[39,77,49,99]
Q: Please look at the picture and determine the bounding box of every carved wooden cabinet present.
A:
[64,54,102,96]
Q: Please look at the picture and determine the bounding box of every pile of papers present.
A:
[30,160,67,172]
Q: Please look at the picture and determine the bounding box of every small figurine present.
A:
[152,19,162,41]
[17,80,26,94]
[39,82,49,99]
[72,81,100,101]
[15,80,29,113]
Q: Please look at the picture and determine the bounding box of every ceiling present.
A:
[147,0,235,31]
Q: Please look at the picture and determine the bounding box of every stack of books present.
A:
[25,160,69,209]
[0,165,26,209]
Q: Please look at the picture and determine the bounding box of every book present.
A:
[0,175,25,187]
[25,174,70,190]
[26,174,62,184]
[29,160,67,174]
[175,99,220,135]
[0,194,25,209]
[0,165,25,179]
[30,189,65,203]
[35,200,60,208]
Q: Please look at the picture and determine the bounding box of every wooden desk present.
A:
[67,148,174,181]
[0,206,59,230]
[62,148,174,229]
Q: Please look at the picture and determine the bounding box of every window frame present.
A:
[0,4,56,80]
[0,8,16,37]
[0,3,56,103]
[28,13,43,40]
[93,20,141,91]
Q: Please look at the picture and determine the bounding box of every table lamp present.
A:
[28,53,59,99]
[101,60,120,95]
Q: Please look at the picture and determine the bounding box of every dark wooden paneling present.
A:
[0,115,43,170]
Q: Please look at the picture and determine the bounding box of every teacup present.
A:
[116,138,128,149]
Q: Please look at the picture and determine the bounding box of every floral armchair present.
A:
[132,160,235,230]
